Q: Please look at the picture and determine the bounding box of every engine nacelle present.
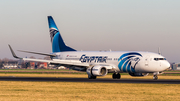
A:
[129,73,149,77]
[86,66,108,76]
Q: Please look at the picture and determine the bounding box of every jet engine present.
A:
[129,73,149,77]
[86,66,108,76]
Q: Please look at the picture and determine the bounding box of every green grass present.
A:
[0,72,86,74]
[162,74,180,76]
[164,70,180,72]
[0,69,85,74]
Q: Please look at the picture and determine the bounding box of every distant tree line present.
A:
[0,58,17,69]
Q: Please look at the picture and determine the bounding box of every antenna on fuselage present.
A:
[158,47,161,55]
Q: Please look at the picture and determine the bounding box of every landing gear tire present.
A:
[112,73,121,79]
[153,75,158,80]
[88,75,96,79]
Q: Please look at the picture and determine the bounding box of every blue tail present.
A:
[48,16,76,53]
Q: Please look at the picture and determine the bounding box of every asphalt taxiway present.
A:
[0,77,180,84]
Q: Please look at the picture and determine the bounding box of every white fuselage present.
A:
[52,51,170,73]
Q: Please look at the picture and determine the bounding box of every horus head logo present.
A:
[50,28,59,42]
[118,52,142,73]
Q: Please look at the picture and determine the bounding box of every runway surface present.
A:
[0,77,180,84]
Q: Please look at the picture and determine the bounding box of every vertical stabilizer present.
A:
[48,16,76,53]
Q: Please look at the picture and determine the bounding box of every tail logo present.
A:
[118,52,142,73]
[50,28,59,42]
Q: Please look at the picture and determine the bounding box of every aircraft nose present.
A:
[162,61,170,70]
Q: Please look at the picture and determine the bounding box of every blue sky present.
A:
[0,0,180,62]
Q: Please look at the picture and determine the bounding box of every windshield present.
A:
[154,58,166,61]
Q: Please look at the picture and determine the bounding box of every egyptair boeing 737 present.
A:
[9,16,170,80]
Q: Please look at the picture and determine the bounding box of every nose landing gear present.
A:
[153,75,158,80]
[153,72,159,80]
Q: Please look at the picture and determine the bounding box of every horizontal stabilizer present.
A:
[18,50,56,57]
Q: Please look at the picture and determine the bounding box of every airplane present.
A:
[9,16,170,80]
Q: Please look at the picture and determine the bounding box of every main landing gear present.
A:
[112,73,121,79]
[88,75,97,79]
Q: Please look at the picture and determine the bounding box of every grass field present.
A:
[0,81,180,101]
[0,70,180,100]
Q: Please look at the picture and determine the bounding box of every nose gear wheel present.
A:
[153,75,158,80]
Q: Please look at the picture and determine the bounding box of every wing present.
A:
[8,45,89,67]
[8,45,115,72]
[22,58,89,67]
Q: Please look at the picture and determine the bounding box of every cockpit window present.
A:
[154,58,166,61]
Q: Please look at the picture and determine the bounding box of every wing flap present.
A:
[22,58,89,67]
[8,45,89,67]
[18,50,56,57]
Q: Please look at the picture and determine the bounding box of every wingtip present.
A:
[8,44,21,59]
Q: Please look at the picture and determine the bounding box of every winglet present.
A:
[8,45,21,59]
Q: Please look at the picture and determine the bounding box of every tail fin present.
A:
[48,16,76,53]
